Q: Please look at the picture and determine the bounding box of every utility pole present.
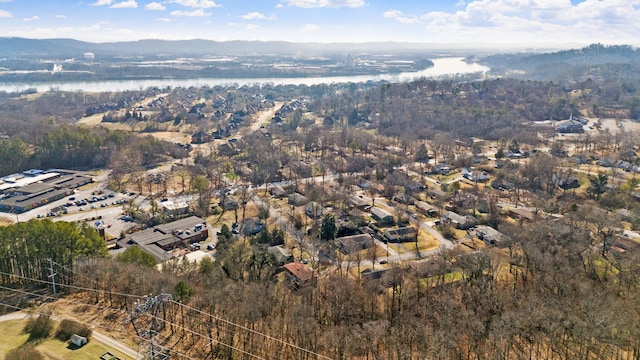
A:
[47,258,57,294]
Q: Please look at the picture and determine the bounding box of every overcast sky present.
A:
[0,0,638,45]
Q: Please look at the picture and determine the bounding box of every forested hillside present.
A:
[481,44,640,81]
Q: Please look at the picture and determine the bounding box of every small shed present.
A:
[71,334,88,347]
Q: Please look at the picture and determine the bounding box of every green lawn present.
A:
[0,319,133,360]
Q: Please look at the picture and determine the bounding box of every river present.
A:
[0,57,489,93]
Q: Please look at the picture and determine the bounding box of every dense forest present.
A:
[0,125,188,176]
[2,214,640,359]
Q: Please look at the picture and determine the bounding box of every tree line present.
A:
[0,220,107,287]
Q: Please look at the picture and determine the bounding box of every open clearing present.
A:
[0,319,133,360]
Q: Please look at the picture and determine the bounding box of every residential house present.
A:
[507,150,523,159]
[393,193,415,205]
[431,164,451,175]
[269,185,287,199]
[556,120,584,133]
[475,225,510,245]
[218,141,239,156]
[491,179,513,191]
[191,130,213,144]
[615,160,632,172]
[288,193,309,206]
[220,196,239,210]
[242,217,264,236]
[597,158,615,168]
[462,168,490,182]
[371,207,394,224]
[428,187,447,199]
[443,211,477,230]
[337,233,375,254]
[361,267,402,288]
[383,227,417,243]
[415,201,439,217]
[283,262,316,288]
[346,195,370,210]
[268,245,294,265]
[508,208,536,222]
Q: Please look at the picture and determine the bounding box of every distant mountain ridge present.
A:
[0,37,478,59]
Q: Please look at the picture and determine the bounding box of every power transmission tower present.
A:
[129,293,173,360]
[47,258,57,294]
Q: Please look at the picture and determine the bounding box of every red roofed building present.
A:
[283,262,316,288]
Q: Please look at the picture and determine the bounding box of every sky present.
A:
[0,0,638,45]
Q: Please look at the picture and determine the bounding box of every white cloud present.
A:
[0,10,11,17]
[110,0,138,8]
[54,14,66,19]
[145,2,166,10]
[241,12,276,20]
[79,21,110,32]
[92,0,112,6]
[246,24,259,30]
[156,17,172,22]
[23,15,39,21]
[413,0,640,44]
[170,9,211,16]
[383,9,419,24]
[170,0,220,9]
[282,0,365,8]
[302,23,320,32]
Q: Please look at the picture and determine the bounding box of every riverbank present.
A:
[0,58,489,93]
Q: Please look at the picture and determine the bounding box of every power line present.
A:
[0,280,269,358]
[51,263,331,359]
[169,299,333,360]
[0,300,122,334]
[1,267,332,359]
[0,285,129,326]
[134,305,267,360]
[0,270,143,299]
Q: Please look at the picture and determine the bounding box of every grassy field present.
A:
[0,319,133,360]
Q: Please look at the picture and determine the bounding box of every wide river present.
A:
[0,57,489,93]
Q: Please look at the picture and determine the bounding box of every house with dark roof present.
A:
[475,225,509,245]
[191,130,213,144]
[443,211,477,230]
[269,185,287,199]
[383,227,417,243]
[371,207,394,224]
[415,201,439,217]
[337,233,375,254]
[556,120,584,133]
[268,245,294,265]
[346,195,370,210]
[242,217,264,236]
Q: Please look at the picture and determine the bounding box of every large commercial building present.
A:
[0,169,93,213]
